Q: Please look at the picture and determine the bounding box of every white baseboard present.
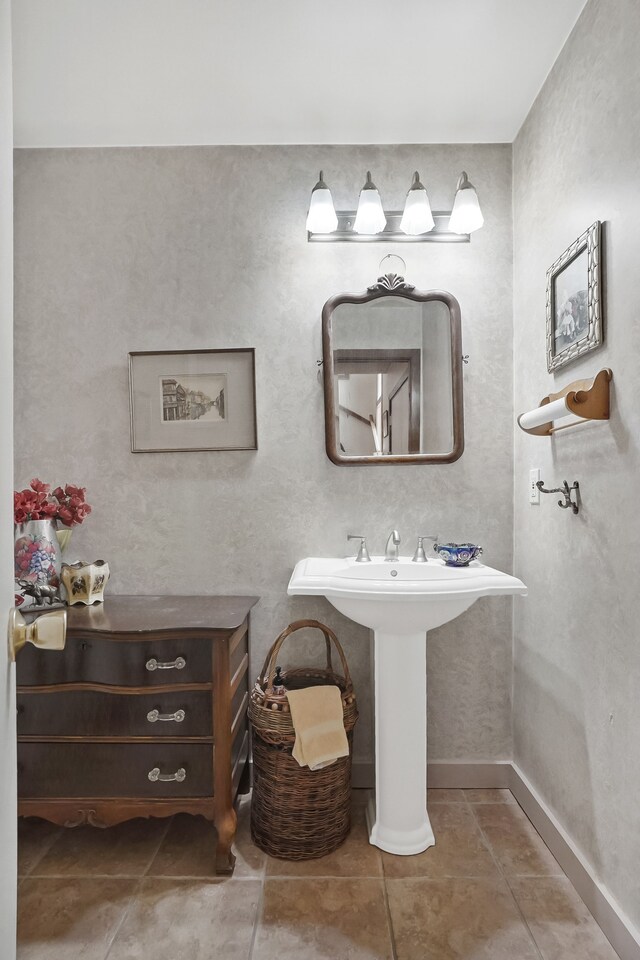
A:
[351,759,511,789]
[352,758,640,960]
[427,760,512,788]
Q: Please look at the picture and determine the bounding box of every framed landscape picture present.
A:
[546,220,603,373]
[129,348,257,452]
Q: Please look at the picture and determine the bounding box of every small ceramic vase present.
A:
[55,525,73,554]
[61,560,110,605]
[14,519,64,610]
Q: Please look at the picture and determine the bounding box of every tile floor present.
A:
[17,789,620,960]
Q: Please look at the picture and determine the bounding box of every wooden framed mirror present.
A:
[322,274,464,465]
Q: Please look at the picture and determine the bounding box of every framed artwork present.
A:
[129,348,257,452]
[546,221,603,373]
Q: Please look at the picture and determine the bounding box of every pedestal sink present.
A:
[288,556,526,855]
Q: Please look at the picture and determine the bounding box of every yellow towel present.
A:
[285,685,349,770]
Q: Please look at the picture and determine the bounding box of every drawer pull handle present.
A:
[147,709,186,724]
[145,656,186,672]
[148,767,186,783]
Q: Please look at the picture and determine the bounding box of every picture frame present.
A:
[546,220,603,373]
[129,348,257,452]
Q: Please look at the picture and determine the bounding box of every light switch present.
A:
[529,468,541,505]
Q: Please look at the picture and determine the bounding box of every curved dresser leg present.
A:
[214,807,237,875]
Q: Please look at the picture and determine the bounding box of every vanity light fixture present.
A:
[306,170,479,242]
[353,172,387,235]
[448,171,484,235]
[305,171,339,234]
[399,172,435,236]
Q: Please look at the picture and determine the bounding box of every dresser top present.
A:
[66,595,259,636]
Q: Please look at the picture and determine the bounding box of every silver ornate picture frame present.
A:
[546,221,603,373]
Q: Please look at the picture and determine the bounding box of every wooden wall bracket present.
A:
[518,368,612,437]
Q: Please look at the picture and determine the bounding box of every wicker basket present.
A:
[249,619,358,860]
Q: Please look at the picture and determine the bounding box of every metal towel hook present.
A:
[536,479,580,515]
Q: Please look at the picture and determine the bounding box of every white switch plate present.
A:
[529,468,541,504]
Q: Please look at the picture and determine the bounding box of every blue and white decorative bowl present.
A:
[433,543,483,567]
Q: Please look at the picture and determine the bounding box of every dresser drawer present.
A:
[16,636,212,687]
[18,690,212,739]
[18,743,213,798]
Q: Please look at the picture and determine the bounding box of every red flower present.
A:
[30,478,50,495]
[57,506,73,525]
[14,479,92,525]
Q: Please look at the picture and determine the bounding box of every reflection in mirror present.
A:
[322,283,463,465]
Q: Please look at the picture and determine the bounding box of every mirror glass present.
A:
[323,288,463,464]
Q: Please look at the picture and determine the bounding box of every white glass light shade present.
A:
[305,172,338,233]
[449,172,484,234]
[400,172,434,235]
[353,172,387,235]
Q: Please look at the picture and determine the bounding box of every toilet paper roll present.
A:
[518,396,571,431]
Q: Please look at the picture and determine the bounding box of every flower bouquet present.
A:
[14,479,92,610]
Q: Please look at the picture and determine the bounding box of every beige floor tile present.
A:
[147,805,265,878]
[473,803,562,877]
[32,816,169,877]
[427,789,466,803]
[382,802,499,879]
[466,789,516,804]
[18,818,62,877]
[107,878,260,960]
[145,814,220,878]
[386,877,540,960]
[265,804,382,878]
[17,877,136,960]
[510,877,620,959]
[254,878,393,960]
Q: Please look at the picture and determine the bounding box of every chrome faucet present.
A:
[347,534,371,563]
[384,530,401,562]
[412,535,438,563]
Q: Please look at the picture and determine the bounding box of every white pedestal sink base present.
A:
[366,795,435,855]
[367,630,435,855]
[287,555,527,855]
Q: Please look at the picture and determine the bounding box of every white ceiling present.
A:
[12,0,588,147]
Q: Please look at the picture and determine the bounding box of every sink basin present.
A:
[288,555,526,633]
[288,554,526,856]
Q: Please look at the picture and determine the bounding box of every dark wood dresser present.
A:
[17,595,258,875]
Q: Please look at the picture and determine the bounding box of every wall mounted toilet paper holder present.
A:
[536,479,580,515]
[518,368,612,436]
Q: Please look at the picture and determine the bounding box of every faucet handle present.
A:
[412,535,438,563]
[347,534,371,563]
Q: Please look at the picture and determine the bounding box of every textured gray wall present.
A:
[513,0,640,928]
[14,143,514,766]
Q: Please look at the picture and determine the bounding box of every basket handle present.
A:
[260,619,352,690]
